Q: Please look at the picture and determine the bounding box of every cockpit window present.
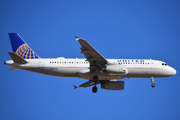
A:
[162,63,168,66]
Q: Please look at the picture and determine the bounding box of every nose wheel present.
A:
[151,77,155,88]
[151,83,155,88]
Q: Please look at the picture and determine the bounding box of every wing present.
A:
[76,37,108,73]
[74,80,119,89]
[76,37,108,65]
[74,80,100,89]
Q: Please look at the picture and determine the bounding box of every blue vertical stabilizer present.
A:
[8,33,39,59]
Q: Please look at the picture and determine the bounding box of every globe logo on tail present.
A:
[16,44,39,59]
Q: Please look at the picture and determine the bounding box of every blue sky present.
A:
[1,0,180,120]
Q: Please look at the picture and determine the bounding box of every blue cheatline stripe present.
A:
[8,33,39,59]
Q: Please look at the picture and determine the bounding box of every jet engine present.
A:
[101,81,124,90]
[105,64,128,74]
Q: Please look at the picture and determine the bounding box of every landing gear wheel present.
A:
[151,83,155,88]
[151,77,155,88]
[93,75,98,83]
[92,86,98,93]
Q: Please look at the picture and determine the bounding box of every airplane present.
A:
[4,33,177,93]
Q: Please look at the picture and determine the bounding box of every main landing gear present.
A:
[151,77,155,88]
[92,75,98,93]
[92,86,97,93]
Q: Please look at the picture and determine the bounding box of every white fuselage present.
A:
[5,58,176,80]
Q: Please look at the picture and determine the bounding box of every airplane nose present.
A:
[169,67,177,76]
[161,67,176,77]
[172,68,177,75]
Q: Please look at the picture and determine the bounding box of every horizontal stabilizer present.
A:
[10,67,19,71]
[8,52,28,64]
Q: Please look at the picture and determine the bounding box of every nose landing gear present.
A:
[151,77,155,88]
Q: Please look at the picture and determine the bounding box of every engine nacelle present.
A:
[101,81,124,90]
[105,65,128,74]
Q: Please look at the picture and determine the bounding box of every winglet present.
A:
[75,36,79,38]
[75,36,80,41]
[73,85,78,89]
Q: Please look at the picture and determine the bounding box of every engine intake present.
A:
[101,81,124,90]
